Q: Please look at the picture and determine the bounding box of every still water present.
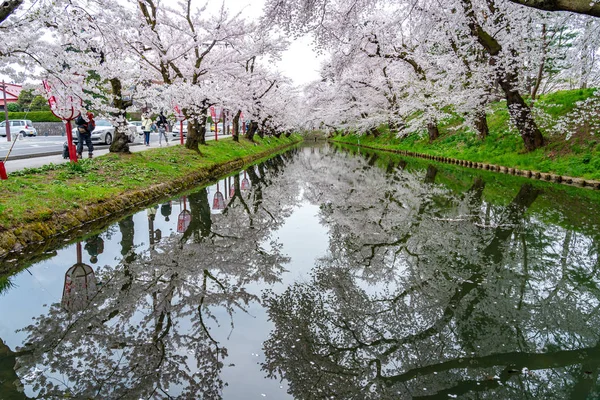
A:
[1,143,600,399]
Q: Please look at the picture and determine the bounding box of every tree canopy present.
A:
[0,0,598,151]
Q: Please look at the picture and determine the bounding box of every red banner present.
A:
[174,105,185,121]
[210,106,223,122]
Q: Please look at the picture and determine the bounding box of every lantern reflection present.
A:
[62,242,97,312]
[229,176,236,198]
[177,196,191,233]
[212,182,226,212]
[241,171,250,190]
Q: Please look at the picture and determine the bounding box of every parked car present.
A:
[171,121,188,138]
[129,121,143,135]
[73,119,137,145]
[172,121,221,138]
[209,123,225,133]
[0,119,37,137]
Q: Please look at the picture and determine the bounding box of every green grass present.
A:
[333,88,600,180]
[0,135,301,230]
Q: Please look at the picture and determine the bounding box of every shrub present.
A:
[7,111,61,122]
[6,103,21,112]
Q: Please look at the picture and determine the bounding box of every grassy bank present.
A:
[332,89,600,181]
[0,135,301,258]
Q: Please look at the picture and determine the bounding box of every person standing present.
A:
[156,111,169,146]
[75,111,95,159]
[141,113,153,146]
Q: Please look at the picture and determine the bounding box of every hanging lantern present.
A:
[42,78,82,121]
[42,77,83,163]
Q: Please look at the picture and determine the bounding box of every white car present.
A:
[172,122,218,138]
[73,119,137,145]
[0,119,37,137]
[129,121,143,135]
[171,121,188,138]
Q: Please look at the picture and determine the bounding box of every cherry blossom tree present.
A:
[265,0,598,149]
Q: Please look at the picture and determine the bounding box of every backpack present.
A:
[157,114,167,128]
[87,117,95,132]
[75,114,95,133]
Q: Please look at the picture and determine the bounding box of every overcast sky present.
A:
[0,0,325,86]
[208,0,326,86]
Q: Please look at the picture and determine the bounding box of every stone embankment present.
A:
[350,144,600,190]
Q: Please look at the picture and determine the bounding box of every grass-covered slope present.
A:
[333,88,600,180]
[0,135,301,257]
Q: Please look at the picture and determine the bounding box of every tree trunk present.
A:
[424,165,438,184]
[245,121,258,141]
[531,24,547,101]
[0,337,28,399]
[108,78,131,154]
[579,20,593,90]
[506,0,600,17]
[427,122,439,143]
[461,0,544,151]
[182,188,211,243]
[473,109,489,140]
[0,0,23,24]
[232,110,241,142]
[257,119,267,139]
[500,75,545,151]
[118,215,136,264]
[185,114,206,151]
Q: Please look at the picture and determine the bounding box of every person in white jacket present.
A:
[141,114,153,146]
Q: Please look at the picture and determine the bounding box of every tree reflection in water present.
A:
[262,147,600,400]
[6,145,600,399]
[12,158,297,399]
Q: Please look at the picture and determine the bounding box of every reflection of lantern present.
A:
[177,195,192,233]
[62,243,97,312]
[230,177,236,198]
[212,182,226,211]
[241,171,250,190]
[177,209,192,233]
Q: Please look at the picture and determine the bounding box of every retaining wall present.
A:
[340,142,600,190]
[33,122,68,136]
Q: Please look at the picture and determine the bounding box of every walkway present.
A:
[4,132,231,173]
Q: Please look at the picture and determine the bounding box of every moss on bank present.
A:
[0,135,302,263]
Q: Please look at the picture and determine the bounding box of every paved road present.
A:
[0,135,73,159]
[2,131,231,173]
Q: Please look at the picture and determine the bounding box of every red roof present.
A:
[0,83,22,106]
